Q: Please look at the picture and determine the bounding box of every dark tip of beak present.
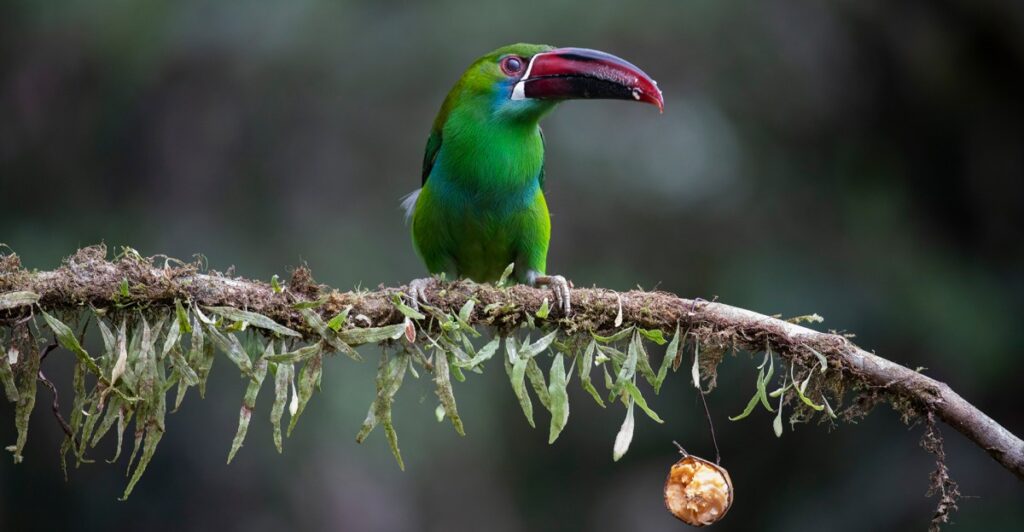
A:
[512,47,664,112]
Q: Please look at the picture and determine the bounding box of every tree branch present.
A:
[2,245,1022,481]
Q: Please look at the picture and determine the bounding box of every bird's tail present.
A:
[400,189,421,223]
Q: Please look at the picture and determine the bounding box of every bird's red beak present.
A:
[511,47,664,112]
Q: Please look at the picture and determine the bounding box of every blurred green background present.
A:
[2,0,1023,530]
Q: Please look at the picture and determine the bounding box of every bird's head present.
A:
[444,43,664,125]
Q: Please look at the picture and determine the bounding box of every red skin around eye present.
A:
[501,57,523,76]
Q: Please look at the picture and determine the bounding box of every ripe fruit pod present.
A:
[663,454,733,526]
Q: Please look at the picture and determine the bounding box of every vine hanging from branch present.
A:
[1,245,1021,528]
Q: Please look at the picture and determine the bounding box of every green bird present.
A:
[404,43,663,313]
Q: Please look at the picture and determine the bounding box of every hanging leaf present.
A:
[794,371,825,411]
[453,336,500,369]
[162,316,182,358]
[0,350,18,402]
[6,340,40,463]
[356,352,410,469]
[204,324,253,376]
[729,366,766,422]
[189,315,214,397]
[773,392,785,437]
[547,354,570,444]
[611,333,641,396]
[433,349,464,436]
[338,323,406,346]
[287,347,324,436]
[40,311,101,375]
[634,335,658,388]
[266,342,323,364]
[391,295,426,320]
[90,396,121,448]
[525,358,552,412]
[592,326,634,344]
[228,350,270,464]
[578,339,605,407]
[758,353,775,412]
[691,339,701,389]
[174,300,192,333]
[121,422,163,500]
[612,399,635,461]
[270,359,293,453]
[623,380,664,423]
[806,345,828,373]
[637,328,668,345]
[300,308,360,360]
[654,323,680,393]
[505,347,534,428]
[520,330,558,359]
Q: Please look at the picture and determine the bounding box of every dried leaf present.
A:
[0,291,39,310]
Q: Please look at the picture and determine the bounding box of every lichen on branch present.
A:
[1,245,1021,528]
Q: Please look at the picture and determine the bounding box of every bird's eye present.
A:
[500,56,525,76]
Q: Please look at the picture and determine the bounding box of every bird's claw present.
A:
[536,274,572,316]
[407,277,433,311]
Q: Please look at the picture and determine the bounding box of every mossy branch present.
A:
[1,245,1021,526]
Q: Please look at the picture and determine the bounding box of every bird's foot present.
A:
[406,277,434,311]
[533,274,573,316]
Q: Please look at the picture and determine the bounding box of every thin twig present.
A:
[37,339,76,442]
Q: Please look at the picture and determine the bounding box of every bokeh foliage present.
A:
[1,0,1023,530]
